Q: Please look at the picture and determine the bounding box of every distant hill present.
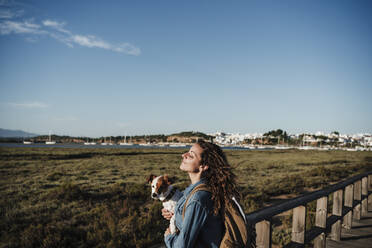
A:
[0,128,39,138]
[169,131,211,139]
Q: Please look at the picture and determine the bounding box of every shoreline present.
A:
[0,142,370,151]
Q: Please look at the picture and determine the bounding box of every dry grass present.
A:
[1,147,372,247]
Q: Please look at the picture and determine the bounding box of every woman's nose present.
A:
[182,153,187,158]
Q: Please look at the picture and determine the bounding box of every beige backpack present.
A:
[182,184,256,248]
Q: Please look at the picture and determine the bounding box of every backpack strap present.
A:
[182,183,211,220]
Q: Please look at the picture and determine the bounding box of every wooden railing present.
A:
[245,171,372,248]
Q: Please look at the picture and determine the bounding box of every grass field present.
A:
[1,147,372,247]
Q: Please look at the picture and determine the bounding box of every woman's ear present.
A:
[199,164,209,172]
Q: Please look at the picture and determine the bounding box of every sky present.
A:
[0,0,371,137]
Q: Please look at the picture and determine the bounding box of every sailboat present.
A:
[89,138,96,145]
[23,136,33,144]
[108,136,113,145]
[45,131,56,145]
[120,135,133,146]
[101,137,108,145]
[139,134,152,146]
[84,138,92,145]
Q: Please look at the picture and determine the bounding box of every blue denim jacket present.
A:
[164,179,223,248]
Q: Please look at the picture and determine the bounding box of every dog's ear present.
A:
[164,174,175,185]
[146,174,156,184]
[163,174,171,185]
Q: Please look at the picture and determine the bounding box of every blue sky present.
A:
[1,0,371,137]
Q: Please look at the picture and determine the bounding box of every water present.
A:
[0,143,273,150]
[0,143,186,149]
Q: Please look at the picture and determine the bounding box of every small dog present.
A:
[147,174,182,234]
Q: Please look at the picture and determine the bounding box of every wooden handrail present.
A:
[245,171,372,248]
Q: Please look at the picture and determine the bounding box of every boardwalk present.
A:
[245,172,372,248]
[327,211,372,248]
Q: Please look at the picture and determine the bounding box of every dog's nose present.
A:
[152,193,157,198]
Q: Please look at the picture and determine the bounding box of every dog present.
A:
[147,174,182,234]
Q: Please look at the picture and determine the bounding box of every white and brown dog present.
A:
[147,174,182,234]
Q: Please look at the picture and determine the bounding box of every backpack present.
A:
[182,184,256,248]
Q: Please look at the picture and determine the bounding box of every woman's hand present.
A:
[162,208,173,220]
[164,227,171,237]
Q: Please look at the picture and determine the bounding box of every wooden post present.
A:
[331,190,343,241]
[292,205,306,244]
[353,180,362,220]
[256,220,271,248]
[343,184,353,229]
[314,197,328,248]
[315,197,328,228]
[368,175,372,211]
[362,177,368,216]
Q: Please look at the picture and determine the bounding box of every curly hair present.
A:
[197,140,240,216]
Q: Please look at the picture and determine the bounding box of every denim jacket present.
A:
[164,179,223,248]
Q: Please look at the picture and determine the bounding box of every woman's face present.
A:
[180,144,203,173]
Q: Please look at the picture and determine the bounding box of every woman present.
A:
[162,140,241,248]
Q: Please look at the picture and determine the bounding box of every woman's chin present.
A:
[180,162,189,171]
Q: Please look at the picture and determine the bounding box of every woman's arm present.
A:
[164,200,209,248]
